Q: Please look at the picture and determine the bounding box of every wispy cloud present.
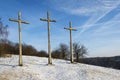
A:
[94,13,120,34]
[51,0,120,16]
[71,1,120,40]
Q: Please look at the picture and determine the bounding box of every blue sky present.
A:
[0,0,120,57]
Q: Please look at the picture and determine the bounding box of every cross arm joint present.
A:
[64,27,77,31]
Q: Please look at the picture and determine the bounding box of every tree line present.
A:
[0,39,87,60]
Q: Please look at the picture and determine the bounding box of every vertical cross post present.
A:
[64,22,77,63]
[9,12,29,66]
[40,11,56,65]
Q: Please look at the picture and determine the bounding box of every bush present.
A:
[36,50,48,57]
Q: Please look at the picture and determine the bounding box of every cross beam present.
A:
[64,22,77,63]
[9,12,29,66]
[40,11,56,65]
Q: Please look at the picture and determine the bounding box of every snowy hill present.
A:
[0,55,120,80]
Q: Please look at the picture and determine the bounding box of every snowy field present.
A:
[0,55,120,80]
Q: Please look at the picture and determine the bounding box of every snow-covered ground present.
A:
[0,55,120,80]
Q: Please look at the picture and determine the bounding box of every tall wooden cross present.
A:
[9,12,29,66]
[40,11,56,65]
[64,22,77,63]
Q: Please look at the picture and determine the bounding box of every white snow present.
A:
[0,55,120,80]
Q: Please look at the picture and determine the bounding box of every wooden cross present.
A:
[40,11,56,65]
[9,12,29,66]
[64,22,77,63]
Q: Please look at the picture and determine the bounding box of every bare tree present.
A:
[0,18,8,40]
[52,43,69,59]
[0,18,9,57]
[22,44,37,56]
[59,44,69,59]
[37,50,48,57]
[73,42,87,62]
[52,49,61,58]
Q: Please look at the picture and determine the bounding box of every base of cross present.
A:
[47,63,55,66]
[19,64,23,66]
[71,62,78,64]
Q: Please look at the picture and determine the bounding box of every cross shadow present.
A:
[54,61,71,64]
[31,63,47,66]
[0,64,16,67]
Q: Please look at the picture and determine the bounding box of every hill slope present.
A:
[0,55,120,80]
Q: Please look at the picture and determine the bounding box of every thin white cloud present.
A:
[51,0,119,16]
[73,1,120,39]
[62,4,109,16]
[74,12,120,37]
[93,12,120,36]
